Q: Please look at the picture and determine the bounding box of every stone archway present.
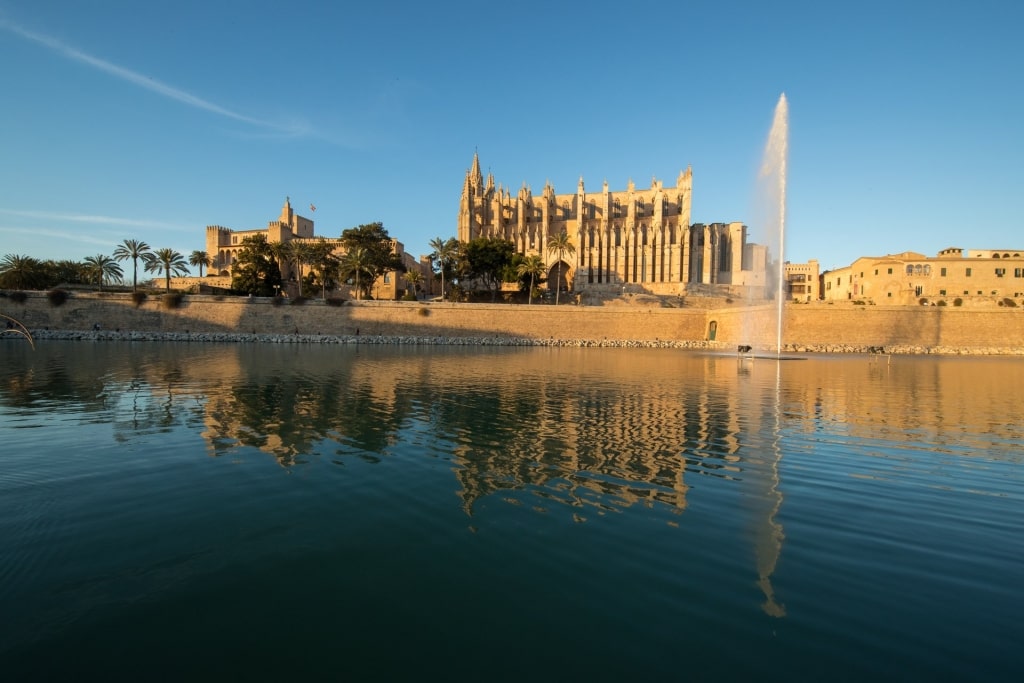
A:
[547,262,573,294]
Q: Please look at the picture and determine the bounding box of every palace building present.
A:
[822,247,1024,305]
[457,153,772,298]
[203,197,421,299]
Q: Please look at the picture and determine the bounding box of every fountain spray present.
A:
[760,93,788,356]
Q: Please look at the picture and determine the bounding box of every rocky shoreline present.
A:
[7,329,1023,355]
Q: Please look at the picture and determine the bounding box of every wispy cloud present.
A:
[0,225,122,250]
[0,209,194,232]
[0,18,311,139]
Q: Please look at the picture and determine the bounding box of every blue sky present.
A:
[1,1,1021,274]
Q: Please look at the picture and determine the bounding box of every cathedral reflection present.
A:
[5,344,1020,621]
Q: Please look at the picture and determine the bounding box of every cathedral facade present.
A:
[457,153,770,297]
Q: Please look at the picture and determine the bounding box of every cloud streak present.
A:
[0,18,311,138]
[0,209,194,232]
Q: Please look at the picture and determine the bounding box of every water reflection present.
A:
[4,342,1024,623]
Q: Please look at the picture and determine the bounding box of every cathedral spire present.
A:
[470,151,483,192]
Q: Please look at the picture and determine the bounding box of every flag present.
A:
[310,203,317,212]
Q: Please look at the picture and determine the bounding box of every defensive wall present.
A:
[4,293,1024,354]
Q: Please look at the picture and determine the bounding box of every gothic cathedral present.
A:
[457,153,770,297]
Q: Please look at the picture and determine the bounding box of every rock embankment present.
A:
[9,330,1023,355]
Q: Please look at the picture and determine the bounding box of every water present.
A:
[761,93,789,354]
[1,342,1022,681]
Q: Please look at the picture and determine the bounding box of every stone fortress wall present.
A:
[5,293,1023,354]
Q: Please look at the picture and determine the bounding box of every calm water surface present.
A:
[1,341,1021,681]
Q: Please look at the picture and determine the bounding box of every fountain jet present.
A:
[760,93,789,356]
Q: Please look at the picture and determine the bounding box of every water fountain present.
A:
[761,93,789,355]
[750,95,790,616]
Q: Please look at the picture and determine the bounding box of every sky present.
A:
[1,0,1021,275]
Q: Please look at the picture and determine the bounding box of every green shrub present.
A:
[953,298,963,307]
[162,292,184,309]
[418,307,430,317]
[919,297,928,306]
[291,296,309,306]
[402,292,417,301]
[853,299,866,305]
[271,296,284,307]
[936,300,947,306]
[47,289,69,307]
[326,297,345,307]
[131,291,147,308]
[1002,297,1017,308]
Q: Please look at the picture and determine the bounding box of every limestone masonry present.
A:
[6,293,1023,355]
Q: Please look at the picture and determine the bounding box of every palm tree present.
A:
[0,254,43,289]
[404,269,423,298]
[143,248,190,292]
[341,247,373,300]
[51,259,87,285]
[113,239,151,292]
[287,240,313,296]
[189,250,211,277]
[429,236,459,301]
[516,254,545,305]
[82,254,123,291]
[546,231,576,305]
[308,240,339,300]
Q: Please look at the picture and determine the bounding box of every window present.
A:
[874,269,878,275]
[887,267,893,274]
[1016,268,1024,278]
[995,268,1006,277]
[887,292,893,297]
[384,274,391,283]
[906,265,914,275]
[915,286,923,296]
[966,268,972,277]
[940,267,947,277]
[940,289,947,295]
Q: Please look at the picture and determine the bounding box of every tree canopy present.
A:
[463,237,515,302]
[230,235,282,296]
[339,222,406,297]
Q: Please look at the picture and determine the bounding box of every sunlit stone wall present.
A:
[5,293,1024,351]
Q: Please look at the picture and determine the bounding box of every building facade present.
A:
[457,153,771,298]
[822,248,1024,305]
[783,260,820,301]
[204,198,422,299]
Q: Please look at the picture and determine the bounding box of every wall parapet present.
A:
[3,293,1023,354]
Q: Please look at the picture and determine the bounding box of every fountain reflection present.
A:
[4,343,1023,619]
